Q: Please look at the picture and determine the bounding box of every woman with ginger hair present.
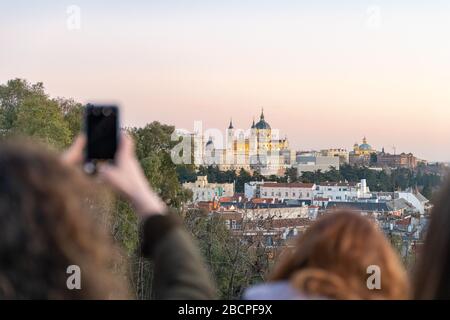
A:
[244,211,409,300]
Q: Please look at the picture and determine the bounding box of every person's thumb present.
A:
[62,135,86,165]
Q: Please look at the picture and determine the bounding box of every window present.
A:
[287,229,295,239]
[292,192,296,197]
[285,192,288,196]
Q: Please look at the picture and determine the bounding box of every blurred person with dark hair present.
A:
[414,179,450,299]
[0,134,215,299]
[244,211,409,300]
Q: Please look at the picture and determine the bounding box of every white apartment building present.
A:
[315,179,371,201]
[183,176,234,203]
[244,181,265,199]
[259,182,316,200]
[242,206,311,220]
[396,191,429,215]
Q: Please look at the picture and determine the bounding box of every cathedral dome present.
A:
[359,137,372,150]
[359,143,371,150]
[255,119,271,130]
[254,109,271,130]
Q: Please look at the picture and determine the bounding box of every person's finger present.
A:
[97,163,116,180]
[120,132,135,154]
[97,163,123,190]
[115,132,135,162]
[62,135,86,165]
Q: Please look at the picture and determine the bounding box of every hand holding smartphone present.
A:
[63,104,166,215]
[84,104,119,174]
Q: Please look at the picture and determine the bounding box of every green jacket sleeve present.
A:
[141,213,216,300]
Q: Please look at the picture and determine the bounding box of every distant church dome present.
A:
[359,137,372,150]
[254,109,271,130]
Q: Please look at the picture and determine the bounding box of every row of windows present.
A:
[225,220,241,230]
[262,191,311,198]
[321,187,349,191]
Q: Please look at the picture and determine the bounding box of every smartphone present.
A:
[84,104,119,174]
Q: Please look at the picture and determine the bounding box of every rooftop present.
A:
[318,182,358,187]
[327,201,390,212]
[261,182,315,188]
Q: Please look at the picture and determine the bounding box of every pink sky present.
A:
[1,2,450,161]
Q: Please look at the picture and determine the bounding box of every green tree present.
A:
[184,210,272,299]
[115,122,194,299]
[421,183,433,200]
[0,79,46,133]
[14,95,71,149]
[129,122,191,208]
[177,164,198,183]
[284,167,298,183]
[235,168,252,193]
[56,97,84,139]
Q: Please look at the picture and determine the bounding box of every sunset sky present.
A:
[1,1,450,161]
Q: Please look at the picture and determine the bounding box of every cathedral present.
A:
[352,137,376,156]
[349,137,377,166]
[202,109,292,175]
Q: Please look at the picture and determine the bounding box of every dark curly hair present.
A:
[0,138,129,299]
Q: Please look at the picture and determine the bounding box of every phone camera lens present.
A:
[83,162,96,174]
[102,108,112,117]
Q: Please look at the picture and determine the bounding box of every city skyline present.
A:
[177,109,428,162]
[2,1,450,161]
